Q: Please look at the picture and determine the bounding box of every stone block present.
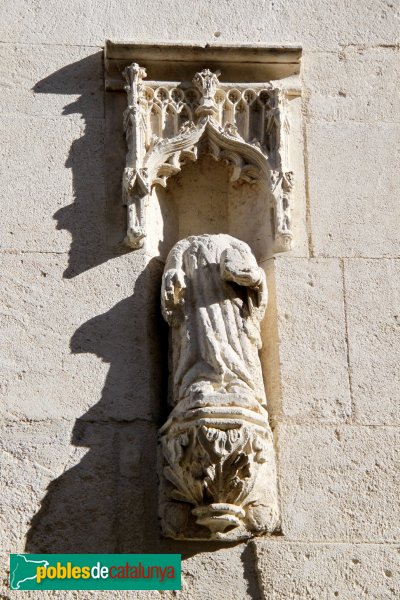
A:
[1,420,113,554]
[277,424,400,542]
[344,258,400,425]
[0,0,398,50]
[254,540,400,600]
[0,44,103,119]
[303,46,400,123]
[308,122,400,258]
[0,115,105,254]
[175,546,259,600]
[264,257,351,422]
[0,251,166,422]
[1,419,158,555]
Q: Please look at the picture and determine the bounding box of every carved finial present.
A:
[192,68,221,119]
[193,68,221,98]
[123,62,147,106]
[123,62,147,86]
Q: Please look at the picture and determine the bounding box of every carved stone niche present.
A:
[105,43,302,541]
[104,42,302,261]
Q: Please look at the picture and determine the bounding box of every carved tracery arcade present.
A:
[122,64,295,253]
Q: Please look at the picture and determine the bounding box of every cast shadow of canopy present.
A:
[32,51,130,278]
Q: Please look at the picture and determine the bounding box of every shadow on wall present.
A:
[25,54,171,553]
[25,53,162,553]
[26,259,168,553]
[33,51,131,279]
[25,55,257,570]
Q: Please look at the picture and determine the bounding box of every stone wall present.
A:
[1,1,399,598]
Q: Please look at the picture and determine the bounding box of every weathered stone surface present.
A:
[344,259,400,425]
[0,1,398,50]
[1,420,113,554]
[308,122,400,258]
[254,540,400,600]
[1,419,158,555]
[303,46,400,123]
[277,424,400,542]
[0,252,165,422]
[176,546,260,600]
[6,593,166,600]
[269,257,351,422]
[0,45,103,119]
[0,115,105,254]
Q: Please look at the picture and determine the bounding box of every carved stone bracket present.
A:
[160,394,280,540]
[121,63,297,252]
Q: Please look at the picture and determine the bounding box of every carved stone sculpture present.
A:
[122,64,295,253]
[159,234,280,541]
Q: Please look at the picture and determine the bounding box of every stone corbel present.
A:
[120,63,297,253]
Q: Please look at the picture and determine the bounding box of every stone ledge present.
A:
[105,41,302,90]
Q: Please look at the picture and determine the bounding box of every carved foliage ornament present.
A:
[159,234,280,541]
[122,64,294,252]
